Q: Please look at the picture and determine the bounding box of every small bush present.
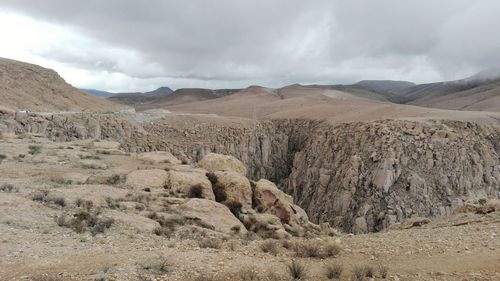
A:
[0,154,7,164]
[226,200,243,217]
[237,268,259,281]
[141,256,169,274]
[32,190,48,202]
[294,240,321,258]
[51,196,66,207]
[28,145,42,155]
[287,260,306,280]
[230,225,241,234]
[188,184,204,198]
[105,197,120,209]
[153,226,173,237]
[364,265,375,278]
[106,174,121,185]
[198,237,223,249]
[323,240,342,257]
[0,183,15,193]
[261,240,280,256]
[378,265,388,279]
[135,203,146,211]
[57,209,113,235]
[352,266,366,281]
[325,263,343,279]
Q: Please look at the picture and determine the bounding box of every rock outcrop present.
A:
[198,153,248,175]
[3,111,500,233]
[125,169,167,190]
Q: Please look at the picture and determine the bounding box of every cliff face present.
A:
[2,111,500,232]
[283,120,500,232]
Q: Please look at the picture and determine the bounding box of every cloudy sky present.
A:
[0,0,499,92]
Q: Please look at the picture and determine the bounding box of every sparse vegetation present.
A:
[352,265,366,281]
[364,265,375,278]
[198,237,223,249]
[287,260,306,280]
[105,196,121,209]
[0,154,6,164]
[0,183,15,193]
[325,263,343,279]
[226,200,243,217]
[32,191,66,207]
[141,256,169,274]
[294,240,321,258]
[378,265,388,279]
[188,184,204,198]
[260,240,280,256]
[106,174,121,185]
[56,209,114,235]
[28,145,42,155]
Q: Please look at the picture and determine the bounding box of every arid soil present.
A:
[0,134,499,281]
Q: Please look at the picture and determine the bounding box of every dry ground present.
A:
[0,134,499,281]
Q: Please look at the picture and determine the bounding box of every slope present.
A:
[0,57,124,112]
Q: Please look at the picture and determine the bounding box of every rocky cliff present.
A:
[2,110,499,233]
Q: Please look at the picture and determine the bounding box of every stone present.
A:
[125,169,167,190]
[253,179,297,224]
[198,153,247,175]
[165,170,215,200]
[177,198,247,234]
[209,171,252,210]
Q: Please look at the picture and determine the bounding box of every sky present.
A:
[0,0,499,92]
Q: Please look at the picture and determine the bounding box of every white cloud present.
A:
[0,0,498,91]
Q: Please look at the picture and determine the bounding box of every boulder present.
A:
[242,213,290,239]
[137,151,181,164]
[177,198,247,234]
[125,169,167,190]
[165,170,215,200]
[198,153,247,175]
[253,179,297,224]
[209,171,252,210]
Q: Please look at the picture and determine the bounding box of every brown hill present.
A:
[0,57,124,112]
[163,84,500,124]
[136,88,239,111]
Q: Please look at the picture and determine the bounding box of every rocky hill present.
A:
[108,87,174,106]
[0,57,124,112]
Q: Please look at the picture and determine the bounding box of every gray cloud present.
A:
[0,0,499,90]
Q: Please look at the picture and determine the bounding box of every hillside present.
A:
[163,84,500,124]
[136,88,240,111]
[79,88,114,98]
[108,86,174,106]
[0,57,124,112]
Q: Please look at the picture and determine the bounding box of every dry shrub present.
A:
[198,237,223,249]
[378,265,388,279]
[352,265,366,281]
[325,263,343,279]
[287,260,306,280]
[260,240,280,256]
[28,145,41,155]
[56,209,114,236]
[188,184,204,198]
[141,256,169,274]
[0,183,15,193]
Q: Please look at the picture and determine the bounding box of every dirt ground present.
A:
[0,134,499,281]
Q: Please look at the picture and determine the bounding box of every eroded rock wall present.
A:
[2,110,500,232]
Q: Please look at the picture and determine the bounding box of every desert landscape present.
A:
[1,1,500,281]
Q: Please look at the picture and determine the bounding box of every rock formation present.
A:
[2,111,499,233]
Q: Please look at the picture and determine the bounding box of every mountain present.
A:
[0,57,124,112]
[107,86,174,106]
[79,88,114,98]
[353,80,416,94]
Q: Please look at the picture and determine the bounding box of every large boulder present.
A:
[165,170,215,200]
[137,151,181,165]
[198,153,247,175]
[208,171,252,210]
[253,179,299,224]
[125,169,167,190]
[177,198,247,234]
